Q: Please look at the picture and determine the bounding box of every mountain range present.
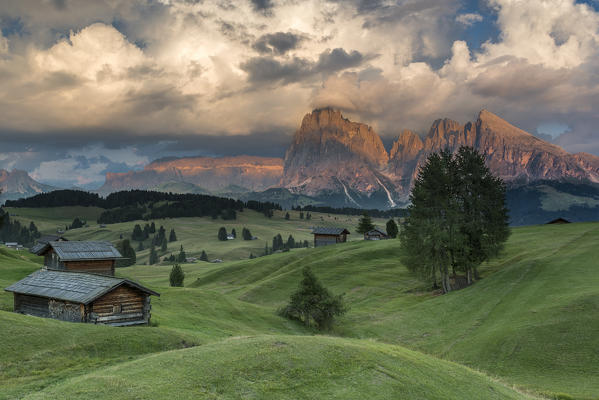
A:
[2,108,599,224]
[98,108,599,208]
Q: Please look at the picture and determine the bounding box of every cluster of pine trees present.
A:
[0,210,41,246]
[268,234,309,253]
[400,147,510,293]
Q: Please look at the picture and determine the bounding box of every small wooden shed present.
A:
[5,269,159,326]
[311,227,350,247]
[364,228,389,240]
[33,241,122,276]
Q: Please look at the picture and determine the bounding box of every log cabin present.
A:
[364,228,389,240]
[33,241,122,276]
[5,269,159,326]
[311,227,350,247]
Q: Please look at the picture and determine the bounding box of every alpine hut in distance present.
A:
[311,227,350,247]
[5,269,159,326]
[33,241,122,276]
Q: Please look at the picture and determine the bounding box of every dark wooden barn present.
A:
[5,269,159,326]
[546,218,571,224]
[33,241,122,276]
[311,227,350,247]
[364,228,389,240]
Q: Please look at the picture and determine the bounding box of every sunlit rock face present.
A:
[98,156,284,195]
[281,108,398,207]
[100,108,599,208]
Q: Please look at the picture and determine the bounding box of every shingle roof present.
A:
[4,269,159,304]
[34,241,122,260]
[366,228,387,235]
[311,227,350,235]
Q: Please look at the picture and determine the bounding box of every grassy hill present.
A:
[181,222,599,399]
[0,221,598,399]
[26,336,536,400]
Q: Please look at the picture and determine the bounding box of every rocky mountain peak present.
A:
[291,108,389,166]
[389,130,423,160]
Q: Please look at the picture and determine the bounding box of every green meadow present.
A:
[0,210,598,399]
[5,207,386,263]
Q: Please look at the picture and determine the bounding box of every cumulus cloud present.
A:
[0,0,599,189]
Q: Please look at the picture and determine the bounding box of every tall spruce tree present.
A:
[149,244,159,265]
[169,264,185,287]
[116,239,136,267]
[400,147,509,293]
[356,212,375,234]
[218,227,228,241]
[177,245,186,262]
[169,228,177,242]
[161,237,168,253]
[386,219,399,239]
[132,224,143,241]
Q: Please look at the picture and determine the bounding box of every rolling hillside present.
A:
[0,222,597,399]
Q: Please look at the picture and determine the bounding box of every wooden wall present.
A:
[64,260,115,276]
[14,294,50,318]
[314,234,344,247]
[90,285,150,326]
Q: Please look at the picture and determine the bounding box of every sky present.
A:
[1,0,599,188]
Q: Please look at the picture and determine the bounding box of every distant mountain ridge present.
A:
[21,108,598,213]
[0,169,57,203]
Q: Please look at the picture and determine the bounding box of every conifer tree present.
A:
[386,219,399,238]
[200,250,208,262]
[356,212,375,234]
[169,228,177,242]
[278,267,347,330]
[285,212,290,220]
[150,222,156,233]
[116,239,136,267]
[286,234,296,249]
[218,227,228,241]
[242,227,252,240]
[132,224,143,241]
[149,244,159,265]
[177,245,186,263]
[161,237,167,253]
[231,228,237,238]
[169,264,185,287]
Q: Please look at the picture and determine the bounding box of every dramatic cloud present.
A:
[253,32,305,55]
[0,0,598,188]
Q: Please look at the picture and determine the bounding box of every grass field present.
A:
[1,215,597,399]
[5,207,387,263]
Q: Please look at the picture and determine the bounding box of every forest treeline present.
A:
[5,189,282,224]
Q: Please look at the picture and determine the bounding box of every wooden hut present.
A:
[364,228,389,240]
[33,241,122,276]
[5,269,159,326]
[311,227,350,247]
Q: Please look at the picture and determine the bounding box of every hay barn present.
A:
[5,269,159,326]
[311,227,350,247]
[33,241,122,276]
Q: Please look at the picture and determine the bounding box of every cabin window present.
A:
[113,304,122,314]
